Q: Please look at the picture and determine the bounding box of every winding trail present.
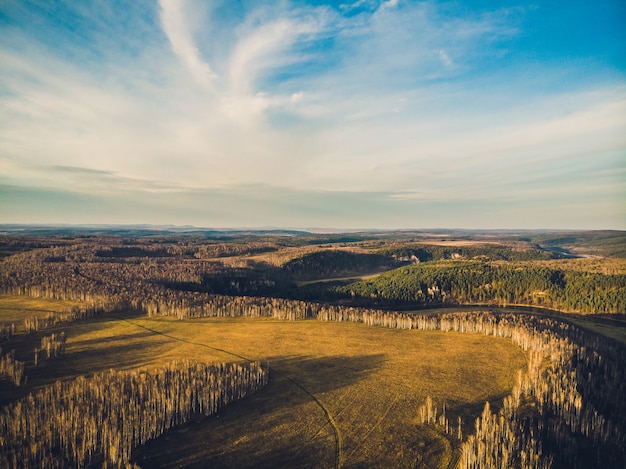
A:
[112,315,342,469]
[284,375,343,469]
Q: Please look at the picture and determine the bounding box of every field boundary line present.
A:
[112,316,252,361]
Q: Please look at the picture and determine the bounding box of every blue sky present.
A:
[1,0,624,229]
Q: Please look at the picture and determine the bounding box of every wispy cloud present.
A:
[47,165,186,193]
[1,0,624,228]
[159,0,217,87]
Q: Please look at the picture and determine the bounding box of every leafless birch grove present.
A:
[0,361,268,468]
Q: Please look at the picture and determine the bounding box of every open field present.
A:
[294,271,385,287]
[0,295,80,331]
[0,295,527,468]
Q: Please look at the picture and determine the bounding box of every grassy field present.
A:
[0,295,527,468]
[0,295,80,331]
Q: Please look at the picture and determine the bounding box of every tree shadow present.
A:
[133,354,385,469]
[267,353,385,394]
[69,330,156,348]
[0,339,162,406]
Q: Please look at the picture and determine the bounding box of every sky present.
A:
[0,0,625,230]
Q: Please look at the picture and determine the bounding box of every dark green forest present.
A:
[334,262,626,313]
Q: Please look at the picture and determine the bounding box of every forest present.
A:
[334,262,626,313]
[0,227,624,468]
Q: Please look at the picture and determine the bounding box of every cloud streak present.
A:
[160,0,217,86]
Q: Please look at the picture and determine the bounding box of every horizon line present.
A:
[0,223,623,234]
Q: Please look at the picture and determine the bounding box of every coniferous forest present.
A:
[0,227,624,468]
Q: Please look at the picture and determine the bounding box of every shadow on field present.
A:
[69,329,156,348]
[0,340,159,406]
[133,354,385,469]
[269,353,385,394]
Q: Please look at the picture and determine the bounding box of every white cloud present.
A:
[159,0,217,86]
[438,49,453,67]
[380,0,399,10]
[221,11,327,126]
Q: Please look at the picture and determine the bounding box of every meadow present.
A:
[0,295,526,468]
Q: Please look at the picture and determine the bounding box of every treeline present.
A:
[95,241,277,260]
[23,307,105,333]
[189,241,277,259]
[5,282,314,322]
[0,360,268,468]
[376,243,559,262]
[334,262,626,313]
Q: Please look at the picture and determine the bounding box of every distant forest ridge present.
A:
[1,225,625,258]
[1,232,625,315]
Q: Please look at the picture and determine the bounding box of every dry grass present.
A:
[294,271,384,287]
[0,295,79,332]
[0,295,527,468]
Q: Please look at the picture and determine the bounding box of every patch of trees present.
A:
[196,271,293,297]
[0,237,72,259]
[0,349,25,387]
[34,332,67,366]
[143,293,314,321]
[376,244,560,262]
[161,264,296,298]
[190,242,278,259]
[0,324,15,342]
[95,246,174,258]
[0,246,314,320]
[334,263,626,314]
[281,250,398,280]
[0,360,268,468]
[94,242,278,260]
